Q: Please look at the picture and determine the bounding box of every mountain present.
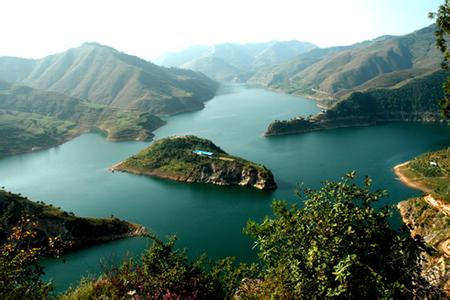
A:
[0,57,35,82]
[265,70,447,136]
[155,41,318,81]
[0,80,166,156]
[0,43,218,115]
[249,25,443,104]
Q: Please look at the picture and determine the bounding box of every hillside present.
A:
[0,43,218,115]
[0,81,166,156]
[395,148,449,293]
[0,189,145,249]
[249,25,442,104]
[155,40,317,82]
[112,135,277,190]
[265,70,447,136]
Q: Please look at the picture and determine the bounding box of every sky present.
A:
[0,0,443,61]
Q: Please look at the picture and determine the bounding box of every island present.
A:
[0,189,146,249]
[394,147,449,292]
[111,135,277,190]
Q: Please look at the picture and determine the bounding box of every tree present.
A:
[429,1,450,118]
[62,233,258,299]
[245,172,436,298]
[0,217,64,299]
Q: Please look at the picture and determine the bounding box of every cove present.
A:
[0,84,448,292]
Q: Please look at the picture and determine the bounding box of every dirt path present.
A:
[424,194,450,216]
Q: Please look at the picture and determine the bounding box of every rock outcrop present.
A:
[112,136,277,190]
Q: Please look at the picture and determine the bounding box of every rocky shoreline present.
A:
[0,189,147,251]
[111,136,277,191]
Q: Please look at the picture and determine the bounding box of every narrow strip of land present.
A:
[393,162,433,193]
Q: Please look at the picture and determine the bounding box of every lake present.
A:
[0,84,448,292]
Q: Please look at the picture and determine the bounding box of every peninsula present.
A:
[394,148,449,292]
[112,135,277,190]
[0,189,146,250]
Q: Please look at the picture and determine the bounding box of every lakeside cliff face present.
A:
[0,189,145,249]
[394,148,449,294]
[265,70,447,136]
[398,198,449,292]
[112,135,277,190]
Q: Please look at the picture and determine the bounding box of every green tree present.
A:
[245,172,436,298]
[62,233,258,299]
[0,217,64,299]
[429,0,450,118]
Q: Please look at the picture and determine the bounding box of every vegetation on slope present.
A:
[6,174,441,298]
[250,25,443,103]
[0,189,145,299]
[0,81,166,156]
[0,189,144,249]
[266,70,447,136]
[7,43,219,115]
[115,136,277,190]
[0,110,78,156]
[396,147,449,202]
[395,148,450,293]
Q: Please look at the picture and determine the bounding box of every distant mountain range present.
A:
[0,25,446,153]
[248,25,443,105]
[154,41,318,81]
[260,25,448,136]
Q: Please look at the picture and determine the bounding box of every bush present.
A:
[245,172,437,298]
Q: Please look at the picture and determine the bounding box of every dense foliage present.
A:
[0,189,140,249]
[266,70,446,136]
[429,0,450,118]
[0,217,64,299]
[62,234,258,299]
[245,172,433,298]
[1,175,442,298]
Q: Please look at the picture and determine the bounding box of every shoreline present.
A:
[393,161,432,194]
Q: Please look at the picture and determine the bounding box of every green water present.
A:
[0,84,448,292]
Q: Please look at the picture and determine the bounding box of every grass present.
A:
[402,148,450,203]
[121,135,272,181]
[0,81,167,155]
[0,110,78,156]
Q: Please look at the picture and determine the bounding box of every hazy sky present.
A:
[0,0,442,61]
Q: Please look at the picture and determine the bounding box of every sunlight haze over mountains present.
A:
[0,0,441,60]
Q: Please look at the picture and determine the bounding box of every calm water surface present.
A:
[0,84,448,292]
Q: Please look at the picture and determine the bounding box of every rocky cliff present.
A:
[394,148,449,295]
[112,135,277,190]
[397,198,449,294]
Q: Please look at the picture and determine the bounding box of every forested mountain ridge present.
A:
[265,70,448,136]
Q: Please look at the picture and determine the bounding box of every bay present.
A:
[0,84,448,292]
